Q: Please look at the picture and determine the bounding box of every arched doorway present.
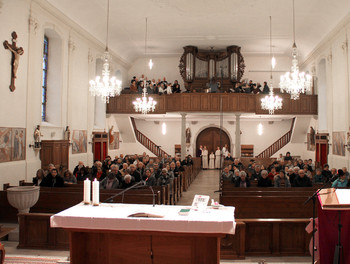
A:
[196,127,230,157]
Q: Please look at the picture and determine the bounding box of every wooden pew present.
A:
[220,218,310,259]
[54,184,169,206]
[0,188,161,223]
[219,181,322,219]
[220,194,313,219]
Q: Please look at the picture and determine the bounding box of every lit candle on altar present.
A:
[92,178,99,206]
[83,179,91,204]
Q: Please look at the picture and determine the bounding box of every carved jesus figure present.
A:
[3,32,24,91]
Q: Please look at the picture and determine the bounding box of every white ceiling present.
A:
[47,0,350,64]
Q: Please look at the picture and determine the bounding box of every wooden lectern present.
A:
[318,188,350,264]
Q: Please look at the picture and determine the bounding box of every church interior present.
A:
[1,0,350,263]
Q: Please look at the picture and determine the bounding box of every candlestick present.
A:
[92,178,99,206]
[83,179,91,204]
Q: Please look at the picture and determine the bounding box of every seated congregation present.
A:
[221,151,350,188]
[33,153,194,190]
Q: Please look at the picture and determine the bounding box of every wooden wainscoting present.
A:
[107,93,317,115]
[18,213,69,250]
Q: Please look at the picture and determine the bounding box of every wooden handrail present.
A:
[256,117,296,158]
[131,117,169,157]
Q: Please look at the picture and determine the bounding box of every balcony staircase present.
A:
[130,117,169,157]
[256,117,296,158]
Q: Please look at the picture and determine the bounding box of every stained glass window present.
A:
[42,36,48,122]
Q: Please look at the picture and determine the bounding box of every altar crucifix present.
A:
[3,31,24,92]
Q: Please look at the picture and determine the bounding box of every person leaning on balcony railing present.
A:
[130,79,138,93]
[261,81,270,94]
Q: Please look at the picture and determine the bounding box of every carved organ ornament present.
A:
[179,45,245,92]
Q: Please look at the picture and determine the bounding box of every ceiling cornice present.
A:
[301,11,350,68]
[32,0,131,69]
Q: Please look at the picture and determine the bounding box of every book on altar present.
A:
[128,212,164,218]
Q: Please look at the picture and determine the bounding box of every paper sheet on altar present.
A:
[335,189,350,205]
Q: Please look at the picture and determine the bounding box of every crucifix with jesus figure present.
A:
[3,31,24,92]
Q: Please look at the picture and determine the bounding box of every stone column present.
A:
[180,113,187,160]
[235,114,241,158]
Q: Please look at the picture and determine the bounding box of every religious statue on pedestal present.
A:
[64,126,71,141]
[34,125,42,149]
[185,126,191,147]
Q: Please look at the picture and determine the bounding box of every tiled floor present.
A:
[177,168,221,205]
[1,170,312,263]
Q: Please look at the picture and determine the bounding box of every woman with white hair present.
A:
[234,171,251,188]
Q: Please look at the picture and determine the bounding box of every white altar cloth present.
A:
[50,203,236,235]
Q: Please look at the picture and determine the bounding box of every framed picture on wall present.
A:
[109,132,119,150]
[72,130,87,154]
[0,128,12,163]
[332,131,345,156]
[11,128,26,161]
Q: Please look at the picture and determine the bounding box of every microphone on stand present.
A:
[330,174,339,183]
[103,178,156,207]
[104,179,147,203]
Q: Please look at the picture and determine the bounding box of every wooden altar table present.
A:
[51,203,235,264]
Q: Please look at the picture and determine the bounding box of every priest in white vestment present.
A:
[202,146,209,169]
[209,152,215,169]
[215,147,221,169]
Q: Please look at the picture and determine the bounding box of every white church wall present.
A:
[0,0,129,188]
[134,118,295,158]
[128,57,184,91]
[243,55,292,89]
[105,115,154,158]
[302,15,350,169]
[0,0,31,187]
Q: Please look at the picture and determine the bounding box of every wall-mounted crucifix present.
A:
[3,31,24,92]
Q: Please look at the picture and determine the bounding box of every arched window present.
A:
[41,28,62,126]
[41,36,49,121]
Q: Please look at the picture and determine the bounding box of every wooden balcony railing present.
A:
[130,117,169,157]
[107,93,318,115]
[256,117,296,158]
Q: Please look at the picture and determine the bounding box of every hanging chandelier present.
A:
[261,91,283,114]
[133,85,157,114]
[279,0,312,100]
[89,0,122,103]
[261,16,283,115]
